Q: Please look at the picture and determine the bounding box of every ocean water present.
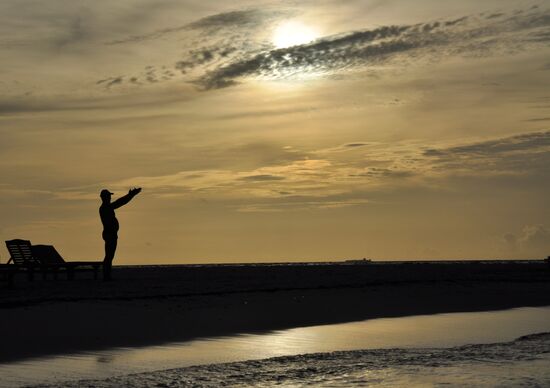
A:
[2,307,550,387]
[32,333,550,387]
[40,333,550,387]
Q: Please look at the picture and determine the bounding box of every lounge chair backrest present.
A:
[31,245,66,265]
[5,239,38,265]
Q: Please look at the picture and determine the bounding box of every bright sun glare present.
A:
[272,21,318,49]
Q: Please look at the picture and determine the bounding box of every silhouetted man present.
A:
[99,187,141,280]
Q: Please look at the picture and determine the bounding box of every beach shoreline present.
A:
[1,261,550,363]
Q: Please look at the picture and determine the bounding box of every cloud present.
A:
[106,8,290,45]
[100,8,288,88]
[190,7,550,89]
[344,143,369,148]
[314,142,381,154]
[94,5,550,91]
[520,224,550,247]
[194,24,415,89]
[0,88,195,116]
[503,233,517,248]
[214,106,318,120]
[50,130,550,211]
[188,9,275,30]
[423,131,550,158]
[422,130,550,180]
[486,12,505,20]
[97,76,124,88]
[239,174,285,182]
[349,168,415,179]
[503,224,550,255]
[52,15,91,49]
[236,198,370,213]
[176,46,240,74]
[96,158,342,203]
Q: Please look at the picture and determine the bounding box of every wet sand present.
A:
[1,261,550,362]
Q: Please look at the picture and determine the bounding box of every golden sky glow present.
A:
[1,0,549,263]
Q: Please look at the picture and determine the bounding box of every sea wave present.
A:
[30,332,550,388]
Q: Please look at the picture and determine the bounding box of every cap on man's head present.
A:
[100,189,114,198]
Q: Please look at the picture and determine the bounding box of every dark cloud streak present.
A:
[239,174,285,182]
[424,131,550,158]
[98,6,550,91]
[106,9,289,45]
[192,8,550,90]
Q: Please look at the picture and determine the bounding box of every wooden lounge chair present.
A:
[5,239,40,280]
[5,239,102,280]
[31,244,102,280]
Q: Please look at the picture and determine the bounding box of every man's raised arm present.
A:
[112,187,142,209]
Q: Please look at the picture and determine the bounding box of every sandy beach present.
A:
[1,261,550,363]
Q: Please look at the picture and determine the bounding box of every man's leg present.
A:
[103,238,117,280]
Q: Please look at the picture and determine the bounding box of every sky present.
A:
[1,0,549,263]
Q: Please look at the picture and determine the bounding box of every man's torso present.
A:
[100,204,119,238]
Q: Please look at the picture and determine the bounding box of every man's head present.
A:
[100,189,113,203]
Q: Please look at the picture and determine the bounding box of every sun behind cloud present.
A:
[272,20,318,48]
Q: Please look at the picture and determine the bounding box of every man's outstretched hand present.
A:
[129,187,142,196]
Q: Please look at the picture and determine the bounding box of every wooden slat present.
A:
[5,239,38,266]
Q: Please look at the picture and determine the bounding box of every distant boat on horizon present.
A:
[343,258,372,264]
